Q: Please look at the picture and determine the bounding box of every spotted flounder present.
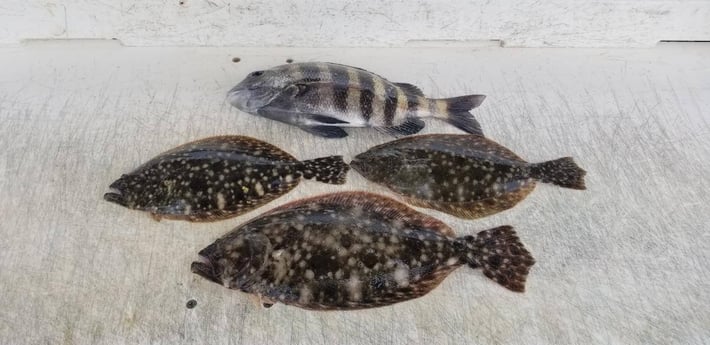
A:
[104,136,349,222]
[351,134,586,219]
[227,62,486,138]
[191,192,534,310]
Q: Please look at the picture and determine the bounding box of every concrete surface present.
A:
[0,42,708,344]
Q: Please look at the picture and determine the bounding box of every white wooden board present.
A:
[0,42,709,344]
[2,0,710,47]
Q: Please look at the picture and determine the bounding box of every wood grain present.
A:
[2,1,710,47]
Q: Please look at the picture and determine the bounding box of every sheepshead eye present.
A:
[251,71,264,77]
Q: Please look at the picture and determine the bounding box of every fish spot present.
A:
[305,270,315,280]
[361,251,379,268]
[254,182,265,196]
[299,286,311,304]
[216,193,226,210]
[340,234,353,248]
[347,275,363,301]
[393,265,410,287]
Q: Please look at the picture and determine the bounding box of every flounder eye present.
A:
[251,71,264,77]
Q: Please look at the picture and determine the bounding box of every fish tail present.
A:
[459,226,535,292]
[433,95,486,135]
[529,157,587,190]
[299,156,350,184]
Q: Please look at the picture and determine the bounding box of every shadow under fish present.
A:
[191,192,535,310]
[351,134,586,219]
[227,62,486,138]
[104,135,349,222]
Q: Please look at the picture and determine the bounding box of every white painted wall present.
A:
[2,0,709,47]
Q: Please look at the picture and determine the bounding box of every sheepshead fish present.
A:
[227,62,486,138]
[191,192,535,310]
[104,136,349,222]
[350,134,586,219]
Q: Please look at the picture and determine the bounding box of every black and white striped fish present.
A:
[227,62,486,138]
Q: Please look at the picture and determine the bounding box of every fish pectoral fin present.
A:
[256,106,302,124]
[394,82,424,96]
[299,125,348,138]
[308,114,350,125]
[378,118,426,137]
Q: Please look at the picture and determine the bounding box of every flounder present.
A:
[191,192,535,310]
[104,136,349,221]
[351,134,586,219]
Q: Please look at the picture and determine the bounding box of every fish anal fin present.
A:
[378,118,425,137]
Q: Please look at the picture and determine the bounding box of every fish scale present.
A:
[104,135,349,222]
[228,62,486,138]
[191,192,535,310]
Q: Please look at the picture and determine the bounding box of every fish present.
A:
[350,134,586,219]
[227,62,486,138]
[103,135,349,222]
[191,191,535,310]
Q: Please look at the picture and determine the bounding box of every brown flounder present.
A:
[191,192,535,310]
[350,134,586,219]
[104,136,349,222]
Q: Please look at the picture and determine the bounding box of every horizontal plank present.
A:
[1,0,709,47]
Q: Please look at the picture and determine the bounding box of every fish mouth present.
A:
[103,189,126,206]
[227,84,244,96]
[226,87,248,109]
[349,156,366,175]
[191,255,223,285]
[104,178,128,206]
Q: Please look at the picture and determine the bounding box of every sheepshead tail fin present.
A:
[433,95,486,135]
[529,157,587,190]
[459,226,535,292]
[299,156,350,184]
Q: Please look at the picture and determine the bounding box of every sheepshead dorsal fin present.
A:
[395,83,424,96]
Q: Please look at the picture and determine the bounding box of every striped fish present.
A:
[227,62,486,138]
